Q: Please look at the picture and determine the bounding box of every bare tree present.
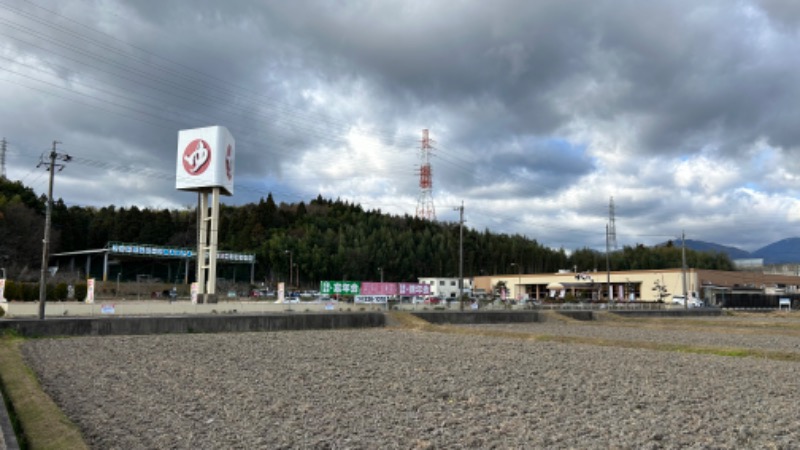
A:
[652,279,670,302]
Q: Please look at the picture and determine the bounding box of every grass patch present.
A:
[385,312,437,330]
[388,312,800,362]
[575,312,800,340]
[0,336,88,450]
[541,310,584,323]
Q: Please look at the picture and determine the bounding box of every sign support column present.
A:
[197,191,208,301]
[177,125,235,304]
[207,187,220,299]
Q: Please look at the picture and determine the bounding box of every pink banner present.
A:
[360,282,398,296]
[398,282,431,296]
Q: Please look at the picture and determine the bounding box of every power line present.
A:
[0,3,420,149]
[0,4,513,195]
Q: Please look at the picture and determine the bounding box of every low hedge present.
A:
[2,281,88,301]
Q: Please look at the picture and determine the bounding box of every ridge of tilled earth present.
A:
[21,327,800,449]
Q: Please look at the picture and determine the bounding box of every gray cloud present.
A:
[2,0,800,252]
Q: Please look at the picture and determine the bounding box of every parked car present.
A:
[671,296,704,308]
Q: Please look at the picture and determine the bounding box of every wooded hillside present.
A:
[0,178,733,285]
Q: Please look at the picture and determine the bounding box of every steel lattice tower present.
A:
[415,129,436,220]
[609,196,617,249]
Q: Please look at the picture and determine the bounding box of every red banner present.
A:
[360,282,398,296]
[398,283,431,296]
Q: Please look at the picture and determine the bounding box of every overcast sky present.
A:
[2,0,800,252]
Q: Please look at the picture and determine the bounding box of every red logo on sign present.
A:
[182,139,211,175]
[225,144,233,181]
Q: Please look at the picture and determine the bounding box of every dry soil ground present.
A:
[19,312,800,449]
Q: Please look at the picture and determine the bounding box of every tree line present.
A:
[0,178,733,286]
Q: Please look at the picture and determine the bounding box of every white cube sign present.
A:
[176,126,235,195]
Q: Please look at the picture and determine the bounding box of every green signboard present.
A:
[320,280,361,295]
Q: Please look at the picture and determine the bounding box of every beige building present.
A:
[473,269,800,303]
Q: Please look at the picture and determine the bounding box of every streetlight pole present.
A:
[606,223,612,304]
[116,272,121,297]
[378,267,383,283]
[681,230,688,310]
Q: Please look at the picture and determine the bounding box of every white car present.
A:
[671,296,704,308]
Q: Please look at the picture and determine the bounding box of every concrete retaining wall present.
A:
[0,300,393,318]
[0,313,385,337]
[0,306,725,338]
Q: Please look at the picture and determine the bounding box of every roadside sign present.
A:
[320,281,361,295]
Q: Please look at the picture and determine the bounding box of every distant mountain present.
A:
[752,237,800,265]
[681,240,752,260]
[658,239,751,260]
[656,237,800,264]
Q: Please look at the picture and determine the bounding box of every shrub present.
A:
[23,283,38,301]
[54,283,68,301]
[73,283,87,301]
[4,281,21,301]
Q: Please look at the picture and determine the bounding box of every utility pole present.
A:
[454,201,464,310]
[606,223,612,303]
[681,230,688,310]
[37,141,71,320]
[0,138,7,179]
